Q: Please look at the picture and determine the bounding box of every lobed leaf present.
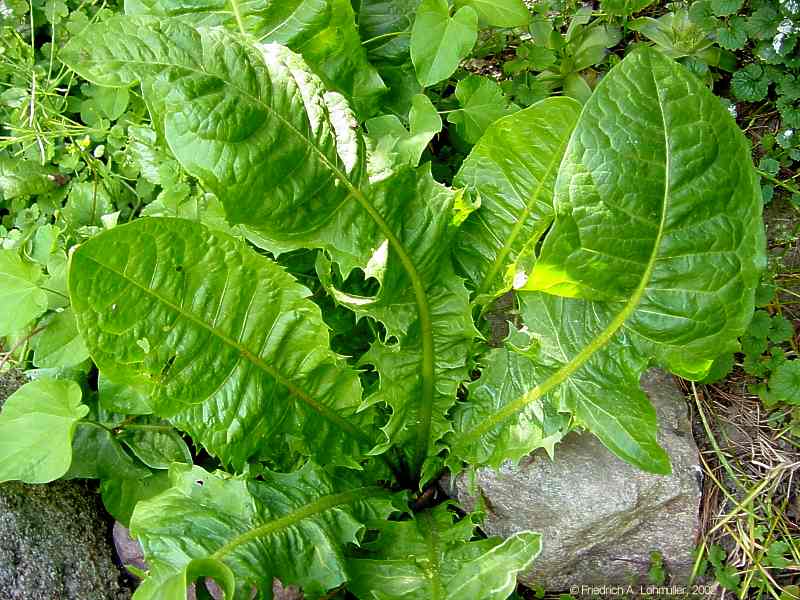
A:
[130,462,395,599]
[449,48,765,473]
[315,168,478,481]
[449,328,572,467]
[68,217,377,469]
[347,503,540,600]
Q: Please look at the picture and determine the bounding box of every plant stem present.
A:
[361,31,410,46]
[757,168,800,196]
[228,0,246,37]
[0,324,48,371]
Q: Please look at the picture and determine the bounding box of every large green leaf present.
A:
[454,97,581,300]
[68,217,377,469]
[454,0,530,27]
[122,0,385,118]
[0,378,88,483]
[0,249,48,336]
[61,18,376,273]
[314,168,477,481]
[129,462,395,599]
[64,18,477,481]
[347,503,540,600]
[449,327,572,467]
[410,0,478,87]
[448,48,765,473]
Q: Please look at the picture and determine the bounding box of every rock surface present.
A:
[0,370,132,600]
[448,369,702,589]
[0,481,133,600]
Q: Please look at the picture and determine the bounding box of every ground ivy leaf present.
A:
[453,97,582,300]
[716,17,747,50]
[710,0,743,17]
[411,0,478,88]
[68,217,377,469]
[0,378,88,483]
[447,74,518,144]
[449,48,765,474]
[732,64,771,101]
[768,315,795,343]
[766,361,800,405]
[347,503,540,600]
[454,0,529,28]
[130,462,395,599]
[745,6,780,39]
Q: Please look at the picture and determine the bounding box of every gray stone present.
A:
[0,480,133,599]
[0,370,132,600]
[447,369,702,589]
[113,522,147,577]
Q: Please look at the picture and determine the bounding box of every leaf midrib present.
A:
[210,485,386,559]
[455,56,671,446]
[73,27,438,478]
[475,117,572,297]
[79,252,376,449]
[419,510,445,600]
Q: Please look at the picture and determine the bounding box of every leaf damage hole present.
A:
[160,354,177,379]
